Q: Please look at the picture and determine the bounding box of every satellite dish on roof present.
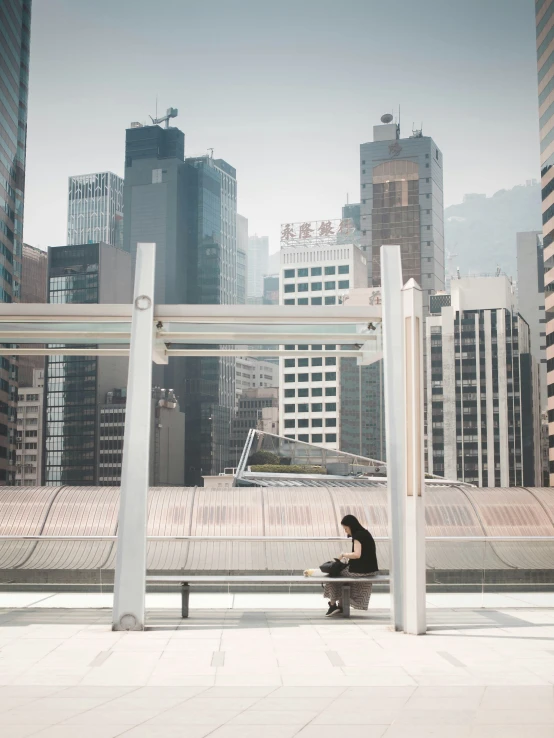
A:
[380,113,394,124]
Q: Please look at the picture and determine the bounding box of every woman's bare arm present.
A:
[340,540,362,560]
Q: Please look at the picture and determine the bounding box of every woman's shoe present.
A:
[325,603,342,617]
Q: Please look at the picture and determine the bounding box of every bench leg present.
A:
[342,585,351,618]
[181,584,190,618]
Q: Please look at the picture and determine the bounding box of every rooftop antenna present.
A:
[150,106,178,128]
[207,148,214,158]
[346,192,349,204]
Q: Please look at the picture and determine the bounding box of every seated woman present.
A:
[323,514,379,617]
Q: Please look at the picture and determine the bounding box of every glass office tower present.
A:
[0,0,32,482]
[537,0,554,484]
[67,172,124,247]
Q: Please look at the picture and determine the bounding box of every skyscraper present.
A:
[360,117,445,314]
[20,244,47,386]
[536,0,554,484]
[123,122,238,483]
[426,276,541,487]
[67,172,124,247]
[43,243,131,485]
[236,214,248,305]
[247,234,269,301]
[0,0,32,483]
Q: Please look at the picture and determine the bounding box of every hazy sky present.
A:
[24,0,540,253]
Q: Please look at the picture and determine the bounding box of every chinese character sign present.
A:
[280,218,359,248]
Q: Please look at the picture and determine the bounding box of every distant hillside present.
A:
[444,182,542,279]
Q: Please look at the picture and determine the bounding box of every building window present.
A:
[311,267,322,276]
[312,404,323,413]
[298,434,309,442]
[298,419,309,428]
[298,283,309,292]
[325,418,337,427]
[311,282,322,291]
[284,284,295,293]
[298,298,308,305]
[312,434,323,443]
[284,404,295,413]
[284,419,295,428]
[312,358,323,366]
[298,358,309,367]
[284,375,295,383]
[312,372,323,382]
[284,389,295,398]
[284,299,294,305]
[298,373,309,382]
[338,265,349,274]
[298,388,309,397]
[325,281,336,290]
[338,280,349,289]
[325,433,337,442]
[325,402,337,411]
[325,387,336,396]
[312,388,323,397]
[297,268,308,277]
[325,296,336,305]
[325,357,336,366]
[325,266,336,275]
[284,359,295,368]
[325,372,337,381]
[284,269,295,278]
[312,418,323,427]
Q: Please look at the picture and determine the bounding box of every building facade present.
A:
[67,172,124,247]
[43,243,131,485]
[0,0,32,483]
[247,234,269,300]
[536,0,554,483]
[15,368,43,486]
[279,237,367,449]
[123,122,238,484]
[235,357,278,401]
[229,387,279,468]
[20,244,47,386]
[360,119,445,314]
[98,388,185,486]
[236,214,248,304]
[426,276,541,487]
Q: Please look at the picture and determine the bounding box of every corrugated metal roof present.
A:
[0,485,552,571]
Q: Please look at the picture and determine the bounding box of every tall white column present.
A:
[380,245,405,632]
[402,279,426,635]
[113,243,156,631]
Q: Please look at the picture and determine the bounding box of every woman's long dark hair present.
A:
[341,514,365,537]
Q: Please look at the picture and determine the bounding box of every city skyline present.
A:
[24,0,540,253]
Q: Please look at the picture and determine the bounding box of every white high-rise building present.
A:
[247,234,269,300]
[15,369,44,486]
[426,276,542,487]
[67,172,124,247]
[279,227,367,449]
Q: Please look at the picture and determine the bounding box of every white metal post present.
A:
[402,279,426,635]
[380,245,405,632]
[113,243,156,631]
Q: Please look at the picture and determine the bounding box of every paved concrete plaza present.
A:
[0,594,553,736]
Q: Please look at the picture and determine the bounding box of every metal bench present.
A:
[146,574,390,618]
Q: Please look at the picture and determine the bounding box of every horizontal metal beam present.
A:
[0,348,130,357]
[0,535,551,542]
[156,304,382,324]
[167,349,365,358]
[162,332,376,344]
[0,331,130,341]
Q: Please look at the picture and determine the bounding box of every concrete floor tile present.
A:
[31,727,133,738]
[480,685,554,709]
[297,727,387,738]
[2,728,56,738]
[269,686,346,698]
[383,727,471,738]
[470,727,554,738]
[0,709,79,726]
[145,708,239,726]
[119,726,220,738]
[393,710,475,725]
[249,697,337,711]
[206,727,304,738]
[229,709,318,724]
[61,708,162,726]
[475,709,554,724]
[201,686,277,698]
[313,710,398,725]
